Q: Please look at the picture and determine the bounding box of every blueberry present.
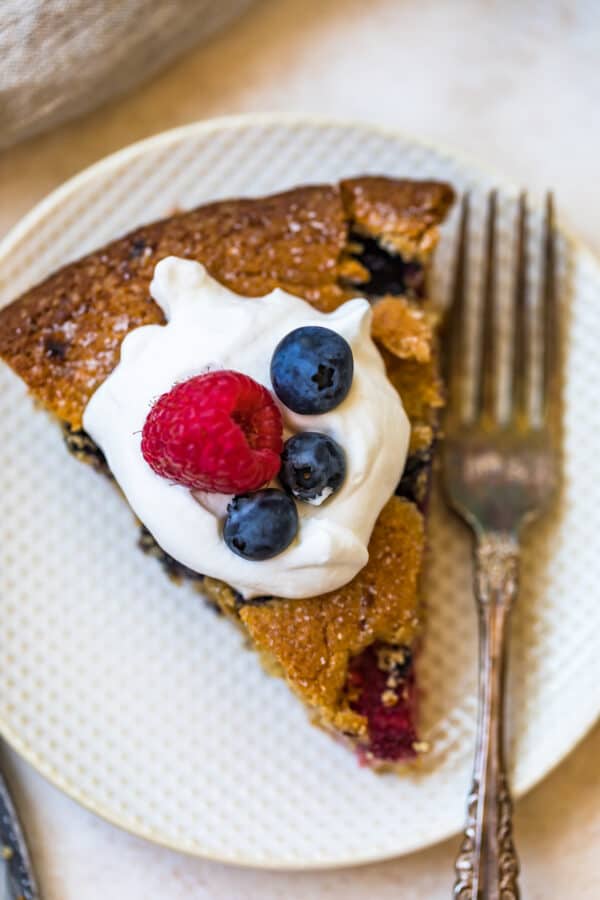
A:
[280,432,346,505]
[270,326,353,414]
[223,489,298,561]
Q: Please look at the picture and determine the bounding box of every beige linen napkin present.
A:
[0,0,254,149]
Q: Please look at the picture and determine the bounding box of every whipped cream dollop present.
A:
[83,257,410,599]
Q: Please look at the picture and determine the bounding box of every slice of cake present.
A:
[0,177,453,767]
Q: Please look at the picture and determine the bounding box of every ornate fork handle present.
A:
[453,532,520,900]
[0,767,40,900]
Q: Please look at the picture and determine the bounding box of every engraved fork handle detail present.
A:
[0,765,40,900]
[453,532,520,900]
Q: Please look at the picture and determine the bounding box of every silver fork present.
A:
[0,764,40,900]
[443,191,560,899]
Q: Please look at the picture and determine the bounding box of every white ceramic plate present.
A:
[0,116,599,868]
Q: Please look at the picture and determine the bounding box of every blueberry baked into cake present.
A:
[0,177,453,768]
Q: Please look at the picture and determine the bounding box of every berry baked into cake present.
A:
[0,177,453,768]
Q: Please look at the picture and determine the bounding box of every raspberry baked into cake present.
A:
[0,177,453,768]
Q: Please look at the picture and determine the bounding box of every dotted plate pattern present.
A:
[0,117,599,868]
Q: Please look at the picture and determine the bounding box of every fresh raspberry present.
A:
[141,371,283,494]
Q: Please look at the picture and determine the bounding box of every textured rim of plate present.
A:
[0,113,598,869]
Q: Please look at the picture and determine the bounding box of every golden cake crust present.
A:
[239,496,424,735]
[341,177,454,260]
[0,178,451,429]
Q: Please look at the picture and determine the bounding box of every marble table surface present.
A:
[1,1,599,897]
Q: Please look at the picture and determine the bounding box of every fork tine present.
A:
[510,192,529,421]
[540,192,558,422]
[444,192,470,423]
[474,191,498,422]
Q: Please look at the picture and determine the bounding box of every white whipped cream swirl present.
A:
[83,257,410,599]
